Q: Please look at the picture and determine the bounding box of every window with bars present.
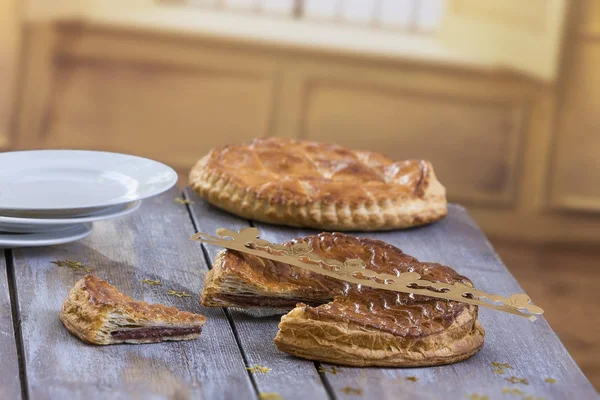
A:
[160,0,445,33]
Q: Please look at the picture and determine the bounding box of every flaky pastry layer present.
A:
[201,250,333,309]
[275,304,484,367]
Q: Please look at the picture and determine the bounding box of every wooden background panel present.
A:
[579,0,600,36]
[451,0,548,33]
[0,0,20,149]
[550,41,600,212]
[9,190,256,399]
[37,54,274,175]
[0,252,21,399]
[55,23,282,76]
[185,188,331,400]
[300,80,527,206]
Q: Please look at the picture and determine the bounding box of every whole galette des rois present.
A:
[189,137,447,231]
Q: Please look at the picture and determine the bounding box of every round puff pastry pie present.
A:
[60,275,206,345]
[201,233,485,367]
[190,138,447,231]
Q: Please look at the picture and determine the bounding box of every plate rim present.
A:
[0,223,93,247]
[0,149,177,211]
[0,200,142,226]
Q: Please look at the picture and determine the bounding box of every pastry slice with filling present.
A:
[202,233,485,366]
[60,275,206,345]
[201,249,340,309]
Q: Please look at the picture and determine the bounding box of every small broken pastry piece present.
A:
[60,275,206,345]
[202,233,484,367]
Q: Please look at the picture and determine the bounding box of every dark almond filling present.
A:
[216,293,326,308]
[111,326,202,340]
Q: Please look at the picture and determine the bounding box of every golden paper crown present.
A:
[191,227,543,321]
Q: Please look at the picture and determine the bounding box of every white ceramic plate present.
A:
[0,201,141,233]
[0,223,92,248]
[0,150,177,214]
[0,201,136,219]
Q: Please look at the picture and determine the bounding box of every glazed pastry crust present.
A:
[60,275,206,345]
[274,305,485,367]
[204,261,485,366]
[201,233,485,366]
[190,138,447,231]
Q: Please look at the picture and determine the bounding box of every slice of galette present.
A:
[60,275,206,345]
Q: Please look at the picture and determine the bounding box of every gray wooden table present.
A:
[1,188,597,400]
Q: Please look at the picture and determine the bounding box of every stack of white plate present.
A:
[0,150,178,248]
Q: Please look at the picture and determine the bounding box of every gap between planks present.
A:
[5,249,30,400]
[246,221,338,400]
[182,191,262,398]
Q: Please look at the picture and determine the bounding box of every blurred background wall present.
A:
[1,0,599,389]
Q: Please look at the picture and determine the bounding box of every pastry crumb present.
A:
[405,376,418,382]
[167,290,191,298]
[247,364,271,374]
[340,386,362,395]
[174,197,194,205]
[141,279,162,286]
[52,260,93,273]
[502,387,524,395]
[544,377,556,383]
[505,376,528,385]
[468,394,489,400]
[258,393,282,400]
[318,366,342,374]
[491,361,512,376]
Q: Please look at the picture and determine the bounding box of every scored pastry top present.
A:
[218,232,471,338]
[195,137,434,205]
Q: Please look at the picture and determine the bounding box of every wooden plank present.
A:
[9,189,256,400]
[250,204,598,400]
[185,188,331,400]
[0,252,22,399]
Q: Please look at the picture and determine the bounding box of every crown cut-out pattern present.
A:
[192,227,543,321]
